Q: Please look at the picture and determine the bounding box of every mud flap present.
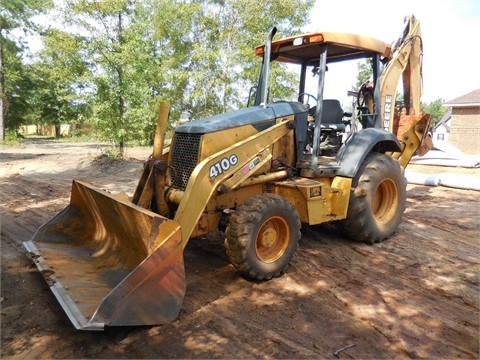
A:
[23,179,186,330]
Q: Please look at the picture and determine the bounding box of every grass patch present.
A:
[2,130,24,146]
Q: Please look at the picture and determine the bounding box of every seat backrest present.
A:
[321,99,344,125]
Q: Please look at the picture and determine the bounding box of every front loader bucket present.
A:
[23,179,185,330]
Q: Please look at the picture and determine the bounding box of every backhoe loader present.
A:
[23,15,432,330]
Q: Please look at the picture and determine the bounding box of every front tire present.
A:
[225,194,301,280]
[337,153,406,244]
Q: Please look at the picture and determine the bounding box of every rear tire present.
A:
[225,194,301,280]
[337,153,406,244]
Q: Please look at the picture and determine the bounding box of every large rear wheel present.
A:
[337,153,406,244]
[225,194,301,280]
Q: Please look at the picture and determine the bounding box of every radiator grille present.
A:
[170,133,201,190]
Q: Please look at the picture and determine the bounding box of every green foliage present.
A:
[161,0,315,120]
[64,0,177,153]
[100,146,124,159]
[0,0,53,34]
[2,128,22,145]
[2,0,314,152]
[1,0,54,140]
[353,59,372,90]
[422,98,448,127]
[26,29,92,130]
[2,39,31,130]
[60,0,314,154]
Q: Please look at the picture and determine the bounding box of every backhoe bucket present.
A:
[23,179,186,330]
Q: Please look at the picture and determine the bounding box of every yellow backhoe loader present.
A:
[24,15,432,330]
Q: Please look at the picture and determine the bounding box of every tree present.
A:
[25,29,91,136]
[422,97,447,127]
[1,38,28,132]
[353,59,372,91]
[0,0,53,141]
[62,0,189,154]
[157,0,315,120]
[57,0,314,155]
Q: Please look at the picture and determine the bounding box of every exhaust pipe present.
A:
[259,27,277,108]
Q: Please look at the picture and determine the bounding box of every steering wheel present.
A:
[298,92,317,110]
[356,81,374,110]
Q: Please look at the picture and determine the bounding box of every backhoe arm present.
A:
[378,15,432,166]
[378,15,423,132]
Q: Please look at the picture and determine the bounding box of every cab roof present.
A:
[255,32,391,65]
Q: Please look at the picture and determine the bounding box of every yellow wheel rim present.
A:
[372,178,398,224]
[255,216,290,263]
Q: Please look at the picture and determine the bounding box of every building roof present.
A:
[443,88,480,107]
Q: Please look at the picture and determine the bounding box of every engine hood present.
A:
[175,102,300,134]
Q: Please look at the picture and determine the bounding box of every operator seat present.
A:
[320,99,346,132]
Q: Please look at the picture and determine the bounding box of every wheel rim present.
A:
[255,216,290,263]
[372,178,398,224]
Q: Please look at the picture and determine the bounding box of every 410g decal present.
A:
[209,154,238,178]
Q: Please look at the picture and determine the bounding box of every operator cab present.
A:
[254,30,391,176]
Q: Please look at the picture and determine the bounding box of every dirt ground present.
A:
[1,139,479,359]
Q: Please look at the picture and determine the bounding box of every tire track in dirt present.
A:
[2,142,479,359]
[146,201,479,359]
[1,176,70,241]
[287,221,479,358]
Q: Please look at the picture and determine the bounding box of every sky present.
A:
[305,0,480,104]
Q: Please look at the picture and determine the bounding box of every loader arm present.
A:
[172,119,294,245]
